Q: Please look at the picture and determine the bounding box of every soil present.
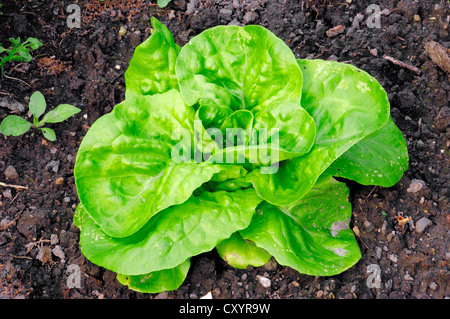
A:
[0,0,449,300]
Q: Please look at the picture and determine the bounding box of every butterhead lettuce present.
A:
[74,18,408,293]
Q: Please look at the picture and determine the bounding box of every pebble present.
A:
[46,160,60,173]
[376,247,382,260]
[154,291,169,299]
[4,165,19,181]
[219,8,233,21]
[55,177,65,186]
[415,217,432,233]
[407,179,426,193]
[262,258,277,271]
[118,25,127,37]
[257,275,271,288]
[2,189,12,200]
[326,25,345,37]
[404,272,414,281]
[389,254,399,263]
[52,245,66,264]
[243,11,258,24]
[0,97,25,113]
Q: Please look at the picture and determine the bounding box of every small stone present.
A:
[385,279,393,290]
[389,254,399,263]
[262,258,278,271]
[0,96,25,113]
[55,177,65,186]
[154,291,169,299]
[2,189,12,200]
[375,247,382,259]
[413,15,421,22]
[429,282,438,290]
[352,225,360,237]
[50,234,59,245]
[369,48,378,56]
[415,217,432,233]
[257,275,271,288]
[219,8,233,21]
[118,25,127,37]
[46,160,60,173]
[52,245,66,264]
[4,165,19,181]
[404,272,414,281]
[213,287,222,297]
[326,25,345,37]
[243,11,258,24]
[407,179,426,193]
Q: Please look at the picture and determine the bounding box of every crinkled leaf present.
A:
[117,260,190,293]
[176,24,303,113]
[75,90,222,238]
[248,59,391,205]
[325,118,409,187]
[0,115,31,136]
[204,102,316,165]
[216,232,271,269]
[74,189,262,275]
[241,176,361,276]
[125,17,180,97]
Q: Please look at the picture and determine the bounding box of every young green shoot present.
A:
[0,91,81,141]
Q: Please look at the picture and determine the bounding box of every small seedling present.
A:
[0,91,81,141]
[0,37,43,75]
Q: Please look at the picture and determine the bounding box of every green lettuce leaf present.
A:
[125,17,180,97]
[216,232,271,269]
[74,189,263,275]
[176,25,315,168]
[248,59,391,205]
[116,260,190,293]
[74,90,223,238]
[241,176,361,276]
[325,118,409,187]
[176,25,303,114]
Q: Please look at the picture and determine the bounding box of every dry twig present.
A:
[0,181,28,190]
[382,55,422,74]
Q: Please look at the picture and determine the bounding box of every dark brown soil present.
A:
[0,0,448,299]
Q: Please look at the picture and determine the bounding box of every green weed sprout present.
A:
[0,91,81,141]
[0,37,43,75]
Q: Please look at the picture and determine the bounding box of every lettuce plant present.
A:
[73,18,408,293]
